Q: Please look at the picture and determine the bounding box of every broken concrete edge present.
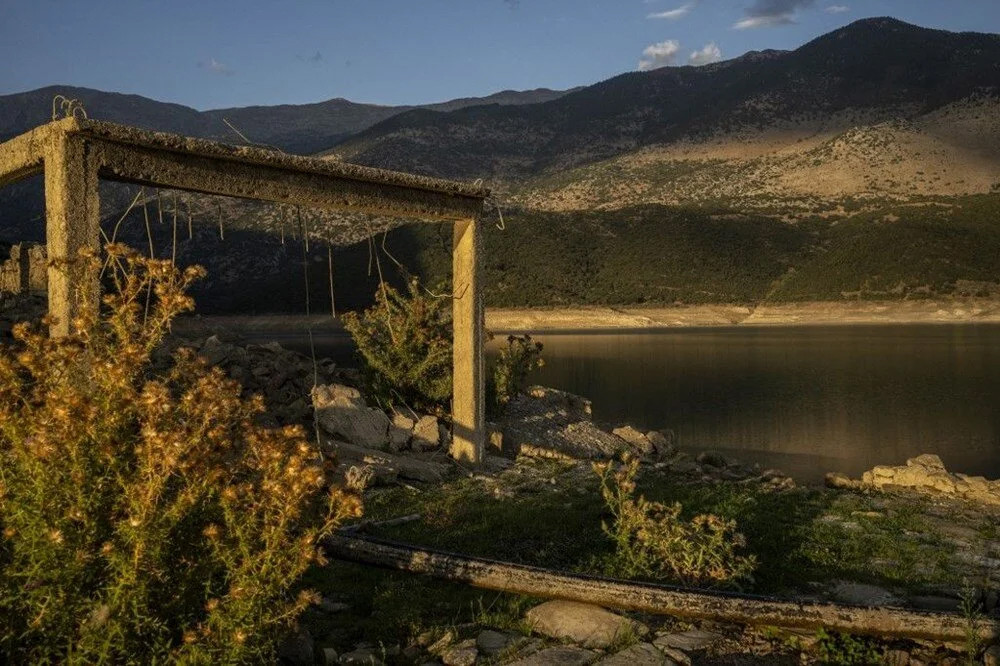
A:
[0,117,491,199]
[322,532,1000,644]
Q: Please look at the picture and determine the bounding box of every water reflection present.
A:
[523,325,1000,482]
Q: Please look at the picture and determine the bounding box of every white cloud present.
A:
[648,4,692,20]
[732,0,815,29]
[638,39,681,70]
[688,42,722,66]
[198,58,234,76]
[825,4,850,13]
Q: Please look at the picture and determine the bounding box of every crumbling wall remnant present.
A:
[0,243,47,295]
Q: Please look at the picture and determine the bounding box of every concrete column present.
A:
[451,217,484,464]
[44,132,100,337]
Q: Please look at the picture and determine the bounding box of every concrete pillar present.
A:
[44,132,100,337]
[451,217,484,464]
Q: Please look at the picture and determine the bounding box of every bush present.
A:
[594,457,756,588]
[0,245,361,664]
[342,278,452,414]
[488,334,544,418]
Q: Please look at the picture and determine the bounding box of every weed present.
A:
[0,245,361,663]
[487,334,544,418]
[814,629,882,665]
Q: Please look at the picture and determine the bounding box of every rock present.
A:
[907,595,961,612]
[427,630,455,655]
[312,384,390,449]
[653,630,722,652]
[199,335,232,365]
[696,451,731,468]
[440,639,478,666]
[825,471,860,489]
[882,649,911,666]
[339,648,383,665]
[412,415,441,451]
[612,426,655,456]
[845,454,1000,505]
[646,430,675,459]
[277,630,315,665]
[598,642,676,665]
[389,412,415,451]
[476,629,511,656]
[670,460,702,476]
[506,645,597,666]
[983,644,1000,666]
[526,386,593,423]
[487,423,504,453]
[327,440,450,484]
[657,646,691,665]
[320,647,339,666]
[524,600,648,649]
[829,581,903,607]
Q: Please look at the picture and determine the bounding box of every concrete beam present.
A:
[91,138,483,221]
[450,217,485,464]
[44,131,100,337]
[0,123,55,188]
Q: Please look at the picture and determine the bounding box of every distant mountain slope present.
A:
[331,18,1000,181]
[0,85,574,154]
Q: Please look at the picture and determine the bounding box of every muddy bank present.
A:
[486,299,1000,331]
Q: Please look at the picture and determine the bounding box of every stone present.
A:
[476,629,511,656]
[312,384,389,449]
[524,600,648,649]
[412,415,441,451]
[646,430,675,459]
[277,630,315,666]
[825,471,860,489]
[983,644,1000,666]
[506,645,597,666]
[652,630,722,652]
[339,648,384,665]
[612,426,655,456]
[526,386,593,423]
[320,647,339,666]
[427,630,455,655]
[389,411,415,451]
[199,335,232,365]
[696,451,731,468]
[440,639,477,666]
[597,642,676,665]
[883,649,910,666]
[907,595,961,612]
[657,646,691,665]
[328,440,449,484]
[829,581,903,607]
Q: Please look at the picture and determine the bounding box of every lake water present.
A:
[526,325,1000,483]
[191,317,1000,484]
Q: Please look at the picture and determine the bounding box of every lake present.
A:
[188,317,1000,483]
[524,325,1000,483]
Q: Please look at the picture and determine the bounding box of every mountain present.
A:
[331,18,1000,183]
[0,85,574,154]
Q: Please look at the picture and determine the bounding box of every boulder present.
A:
[506,646,596,666]
[388,412,415,451]
[476,630,511,656]
[696,451,731,469]
[653,629,722,652]
[612,426,655,457]
[440,639,478,666]
[646,430,675,459]
[277,630,315,666]
[412,415,440,451]
[199,335,232,365]
[312,384,389,449]
[598,642,677,665]
[327,440,450,484]
[825,472,860,490]
[524,600,647,649]
[839,454,1000,505]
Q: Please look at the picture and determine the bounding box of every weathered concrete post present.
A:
[44,131,100,337]
[451,217,485,464]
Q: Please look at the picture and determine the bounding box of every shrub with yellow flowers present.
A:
[0,245,361,664]
[594,456,756,588]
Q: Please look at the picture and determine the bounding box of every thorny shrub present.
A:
[488,334,544,418]
[594,457,756,588]
[0,245,361,664]
[343,278,452,415]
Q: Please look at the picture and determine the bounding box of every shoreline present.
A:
[486,298,1000,331]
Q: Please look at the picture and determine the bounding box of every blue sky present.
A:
[1,0,999,110]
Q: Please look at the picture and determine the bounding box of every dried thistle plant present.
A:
[0,245,361,663]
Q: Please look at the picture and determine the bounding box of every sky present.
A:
[2,0,999,111]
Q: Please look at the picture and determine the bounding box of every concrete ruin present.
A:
[0,117,489,463]
[0,243,47,295]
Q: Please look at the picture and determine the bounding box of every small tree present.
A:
[342,278,452,414]
[488,334,544,418]
[0,245,361,664]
